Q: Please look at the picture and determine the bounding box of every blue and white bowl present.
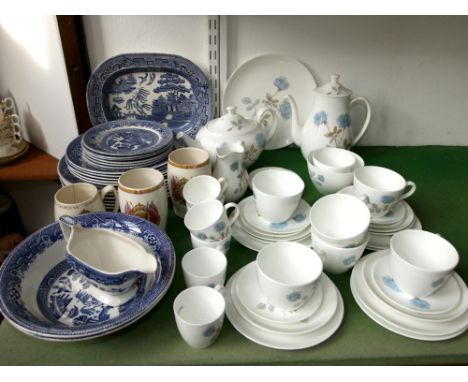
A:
[0,212,175,341]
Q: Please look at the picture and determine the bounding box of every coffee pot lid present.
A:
[315,74,352,97]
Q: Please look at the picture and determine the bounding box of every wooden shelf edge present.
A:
[0,142,59,182]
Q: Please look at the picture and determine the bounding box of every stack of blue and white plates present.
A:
[58,120,174,210]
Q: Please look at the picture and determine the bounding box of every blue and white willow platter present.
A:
[86,53,213,139]
[0,213,175,341]
[82,120,173,158]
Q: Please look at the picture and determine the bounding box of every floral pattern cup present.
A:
[118,168,168,230]
[167,147,211,217]
[354,166,416,218]
[184,199,239,243]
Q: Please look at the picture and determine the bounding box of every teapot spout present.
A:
[287,95,304,147]
[176,132,202,149]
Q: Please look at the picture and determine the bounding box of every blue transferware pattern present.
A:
[86,53,213,140]
[82,120,173,157]
[0,212,175,340]
[382,275,431,310]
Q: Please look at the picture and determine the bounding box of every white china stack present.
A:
[231,167,312,251]
[225,242,344,350]
[351,231,468,341]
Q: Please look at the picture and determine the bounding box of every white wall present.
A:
[83,15,210,73]
[0,15,78,158]
[0,15,78,234]
[223,16,468,146]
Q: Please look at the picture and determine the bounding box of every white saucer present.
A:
[225,268,344,350]
[240,196,310,235]
[350,251,468,340]
[235,261,324,324]
[232,265,338,335]
[367,217,421,249]
[232,220,312,251]
[371,252,467,321]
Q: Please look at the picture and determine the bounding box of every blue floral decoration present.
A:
[383,210,395,217]
[287,291,301,302]
[197,232,208,240]
[255,133,267,148]
[343,256,357,266]
[410,297,431,310]
[383,276,401,293]
[292,213,306,222]
[278,99,292,120]
[381,195,396,204]
[203,325,216,337]
[271,221,288,229]
[274,76,289,91]
[214,221,226,232]
[317,174,325,183]
[431,277,445,289]
[230,161,239,171]
[336,113,350,128]
[314,111,327,126]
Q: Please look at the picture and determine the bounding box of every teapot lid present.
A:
[207,106,256,134]
[315,74,352,97]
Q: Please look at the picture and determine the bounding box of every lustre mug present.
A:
[167,147,211,217]
[54,183,118,220]
[354,166,416,218]
[118,168,168,230]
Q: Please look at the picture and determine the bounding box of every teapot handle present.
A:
[349,97,371,146]
[255,106,277,142]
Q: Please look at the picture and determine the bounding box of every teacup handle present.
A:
[100,185,119,212]
[218,177,228,196]
[400,181,416,200]
[224,202,240,227]
[256,106,277,142]
[11,122,22,143]
[349,96,371,146]
[212,284,225,297]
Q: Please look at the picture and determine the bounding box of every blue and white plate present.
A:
[82,120,173,158]
[86,53,213,139]
[0,213,176,341]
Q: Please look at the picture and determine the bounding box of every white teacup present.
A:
[183,175,227,209]
[354,166,416,218]
[309,193,370,248]
[118,168,168,230]
[312,147,357,173]
[167,147,211,217]
[252,168,304,223]
[184,199,239,242]
[173,286,225,349]
[312,232,369,274]
[54,183,118,220]
[389,230,459,298]
[190,233,232,255]
[256,241,323,311]
[182,247,227,288]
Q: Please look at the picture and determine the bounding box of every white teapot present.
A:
[176,106,276,167]
[288,74,371,159]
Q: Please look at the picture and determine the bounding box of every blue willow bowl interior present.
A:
[0,212,175,340]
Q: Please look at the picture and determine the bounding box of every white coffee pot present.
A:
[288,74,371,159]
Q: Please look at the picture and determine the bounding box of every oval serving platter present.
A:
[87,53,213,139]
